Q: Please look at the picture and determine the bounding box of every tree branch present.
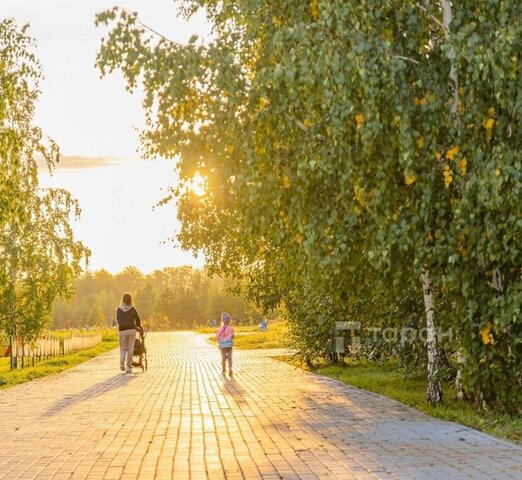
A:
[392,55,419,65]
[114,6,180,45]
[415,2,446,34]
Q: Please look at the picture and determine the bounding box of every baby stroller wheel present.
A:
[134,329,147,371]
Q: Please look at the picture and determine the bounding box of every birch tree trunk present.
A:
[440,0,459,403]
[8,226,18,370]
[490,268,503,298]
[455,349,465,400]
[420,268,443,405]
[440,0,459,114]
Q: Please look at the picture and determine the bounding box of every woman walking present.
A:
[116,292,141,373]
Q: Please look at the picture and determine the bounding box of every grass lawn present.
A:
[0,330,118,390]
[278,357,521,445]
[198,323,287,350]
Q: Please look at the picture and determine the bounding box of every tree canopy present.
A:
[0,19,89,341]
[96,1,521,411]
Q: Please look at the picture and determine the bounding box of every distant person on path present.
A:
[116,292,141,373]
[216,312,235,376]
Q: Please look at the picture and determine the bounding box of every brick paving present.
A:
[0,331,520,480]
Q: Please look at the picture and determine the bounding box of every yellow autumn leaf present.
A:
[258,96,269,109]
[295,233,303,245]
[414,94,427,106]
[417,137,424,149]
[480,325,491,344]
[225,144,234,153]
[404,172,416,186]
[480,323,495,345]
[310,0,319,20]
[443,165,453,188]
[303,118,313,128]
[354,185,366,206]
[283,175,291,188]
[488,107,495,117]
[484,118,495,130]
[446,145,460,161]
[272,17,282,27]
[279,211,289,223]
[355,114,365,125]
[434,150,442,161]
[495,168,501,177]
[458,158,467,176]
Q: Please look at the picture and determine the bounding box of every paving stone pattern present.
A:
[0,332,520,480]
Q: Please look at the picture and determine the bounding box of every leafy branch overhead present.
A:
[97,1,522,412]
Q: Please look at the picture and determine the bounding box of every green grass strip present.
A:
[199,323,287,350]
[0,331,118,390]
[277,358,521,445]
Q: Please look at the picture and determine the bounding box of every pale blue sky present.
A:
[1,0,210,273]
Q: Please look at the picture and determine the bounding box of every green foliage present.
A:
[307,361,521,445]
[96,1,522,411]
[0,19,89,342]
[0,330,118,389]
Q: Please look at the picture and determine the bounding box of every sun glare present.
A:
[187,172,206,196]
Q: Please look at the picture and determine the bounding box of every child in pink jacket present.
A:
[216,312,235,376]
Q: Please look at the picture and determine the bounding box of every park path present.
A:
[0,332,520,480]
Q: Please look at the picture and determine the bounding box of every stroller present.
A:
[132,328,148,371]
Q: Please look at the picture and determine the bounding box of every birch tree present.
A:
[0,19,90,341]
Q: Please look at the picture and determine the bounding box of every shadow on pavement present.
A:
[41,373,136,417]
[219,375,247,404]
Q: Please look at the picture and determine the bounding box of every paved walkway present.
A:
[0,332,520,480]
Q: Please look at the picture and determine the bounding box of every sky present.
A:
[1,0,211,273]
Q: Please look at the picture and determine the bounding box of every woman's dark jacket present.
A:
[116,306,141,332]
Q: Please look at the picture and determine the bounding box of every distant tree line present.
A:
[53,266,264,330]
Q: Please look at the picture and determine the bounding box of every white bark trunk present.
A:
[490,268,503,297]
[440,0,459,114]
[440,0,461,402]
[420,268,443,405]
[455,349,465,400]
